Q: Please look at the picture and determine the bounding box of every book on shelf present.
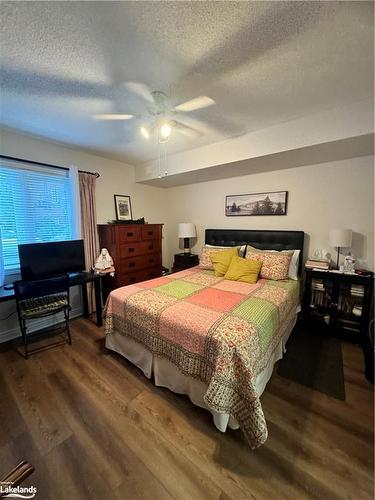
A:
[351,285,364,297]
[305,258,330,269]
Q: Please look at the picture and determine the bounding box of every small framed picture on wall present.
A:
[114,194,133,221]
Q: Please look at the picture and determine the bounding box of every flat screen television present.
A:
[18,240,86,280]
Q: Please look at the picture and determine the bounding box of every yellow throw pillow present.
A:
[199,245,240,270]
[224,256,262,284]
[209,247,238,276]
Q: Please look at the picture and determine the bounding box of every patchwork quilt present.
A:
[104,267,299,449]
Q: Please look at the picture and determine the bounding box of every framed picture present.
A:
[114,194,133,221]
[225,191,288,216]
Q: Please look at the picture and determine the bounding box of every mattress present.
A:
[104,266,300,449]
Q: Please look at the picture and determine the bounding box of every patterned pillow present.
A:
[205,244,247,257]
[199,245,239,270]
[247,245,300,280]
[245,247,292,280]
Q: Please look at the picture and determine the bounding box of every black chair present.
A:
[14,274,72,359]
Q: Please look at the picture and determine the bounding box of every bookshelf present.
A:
[303,268,373,341]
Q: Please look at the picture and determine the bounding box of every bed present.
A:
[104,229,305,449]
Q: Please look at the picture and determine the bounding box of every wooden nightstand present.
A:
[172,253,199,273]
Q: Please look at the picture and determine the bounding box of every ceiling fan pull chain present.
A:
[163,142,168,177]
[158,134,162,179]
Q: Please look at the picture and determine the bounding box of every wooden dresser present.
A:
[97,224,163,294]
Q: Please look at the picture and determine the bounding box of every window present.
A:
[0,159,76,273]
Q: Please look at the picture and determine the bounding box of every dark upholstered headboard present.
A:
[205,228,305,275]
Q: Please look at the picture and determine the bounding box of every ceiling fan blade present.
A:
[174,96,215,112]
[1,64,114,100]
[123,82,155,103]
[174,120,201,138]
[93,114,134,120]
[176,115,221,136]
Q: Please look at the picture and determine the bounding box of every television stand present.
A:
[68,271,103,327]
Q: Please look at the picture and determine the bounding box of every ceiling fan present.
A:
[93,82,216,143]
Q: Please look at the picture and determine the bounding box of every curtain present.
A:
[79,172,99,313]
[69,165,81,239]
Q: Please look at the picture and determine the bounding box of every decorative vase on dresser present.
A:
[98,223,163,299]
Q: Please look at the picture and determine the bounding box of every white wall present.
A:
[1,128,167,226]
[164,156,374,271]
[1,128,374,342]
[137,98,374,182]
[0,128,168,341]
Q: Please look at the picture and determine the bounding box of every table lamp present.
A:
[329,229,352,269]
[178,223,196,254]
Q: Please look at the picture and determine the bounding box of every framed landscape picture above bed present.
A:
[225,191,288,216]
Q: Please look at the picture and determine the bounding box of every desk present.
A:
[0,271,103,327]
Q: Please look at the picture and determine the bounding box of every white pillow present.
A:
[286,249,300,280]
[247,246,300,280]
[205,244,246,258]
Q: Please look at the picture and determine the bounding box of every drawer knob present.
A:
[148,231,153,236]
[149,258,154,264]
[129,248,135,253]
[129,262,135,267]
[127,232,133,237]
[148,245,153,250]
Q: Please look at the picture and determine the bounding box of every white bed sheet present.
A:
[105,312,298,433]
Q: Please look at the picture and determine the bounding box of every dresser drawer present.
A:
[120,253,161,272]
[118,226,141,242]
[119,240,158,258]
[117,266,162,286]
[141,225,161,240]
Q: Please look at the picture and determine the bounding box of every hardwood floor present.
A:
[0,318,373,500]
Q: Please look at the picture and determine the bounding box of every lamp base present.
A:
[335,246,341,269]
[183,237,191,254]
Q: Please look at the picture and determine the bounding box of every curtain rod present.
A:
[78,169,100,178]
[0,155,100,178]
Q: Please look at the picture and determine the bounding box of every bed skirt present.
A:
[105,313,297,433]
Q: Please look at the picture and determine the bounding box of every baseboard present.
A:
[0,306,83,344]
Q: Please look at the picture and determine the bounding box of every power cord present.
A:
[369,319,374,345]
[0,282,16,320]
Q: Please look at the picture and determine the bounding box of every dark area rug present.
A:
[277,323,346,400]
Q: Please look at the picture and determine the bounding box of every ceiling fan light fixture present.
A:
[159,123,172,139]
[140,126,150,139]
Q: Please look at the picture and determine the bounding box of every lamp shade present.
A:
[329,229,352,248]
[178,223,196,239]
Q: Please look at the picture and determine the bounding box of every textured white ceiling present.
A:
[0,1,373,165]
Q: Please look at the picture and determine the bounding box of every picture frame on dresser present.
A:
[114,194,133,221]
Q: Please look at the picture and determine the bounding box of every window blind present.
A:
[0,160,74,272]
